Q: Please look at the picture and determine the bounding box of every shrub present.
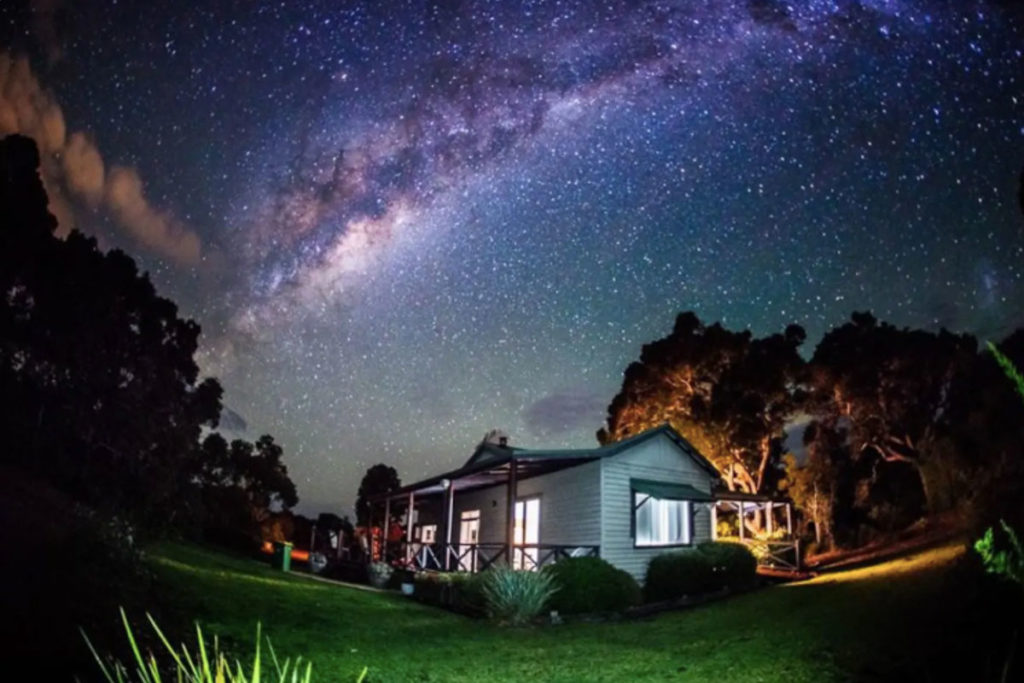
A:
[698,541,758,590]
[480,567,557,625]
[449,571,488,615]
[974,519,1024,589]
[413,571,445,604]
[643,551,714,603]
[412,571,487,615]
[543,557,641,614]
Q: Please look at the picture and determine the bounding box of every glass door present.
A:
[458,510,480,571]
[512,497,540,569]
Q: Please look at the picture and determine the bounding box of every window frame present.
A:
[630,488,694,549]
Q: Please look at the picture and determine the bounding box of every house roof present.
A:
[369,423,720,502]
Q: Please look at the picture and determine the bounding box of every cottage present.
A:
[368,424,796,581]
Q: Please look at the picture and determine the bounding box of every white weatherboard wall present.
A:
[445,460,602,547]
[516,461,600,546]
[600,432,715,581]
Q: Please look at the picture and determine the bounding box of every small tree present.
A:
[355,464,400,525]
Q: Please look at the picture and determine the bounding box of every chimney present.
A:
[483,429,510,448]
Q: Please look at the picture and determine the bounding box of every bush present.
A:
[450,572,488,615]
[643,551,714,603]
[412,571,487,615]
[481,567,557,625]
[698,541,758,590]
[543,557,641,614]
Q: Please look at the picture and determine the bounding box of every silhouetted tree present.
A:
[0,134,222,528]
[806,312,978,514]
[356,464,400,525]
[189,432,299,546]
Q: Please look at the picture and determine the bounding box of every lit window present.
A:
[634,493,691,547]
[420,524,437,543]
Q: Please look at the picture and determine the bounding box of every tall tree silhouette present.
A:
[806,312,978,514]
[0,134,222,528]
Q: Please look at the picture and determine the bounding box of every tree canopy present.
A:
[356,463,401,525]
[599,311,806,495]
[601,307,1024,550]
[0,134,297,539]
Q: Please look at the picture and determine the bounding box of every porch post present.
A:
[738,501,746,541]
[766,502,774,536]
[710,502,718,540]
[367,502,374,562]
[785,502,793,536]
[405,491,415,563]
[382,496,391,560]
[444,482,454,571]
[506,458,518,567]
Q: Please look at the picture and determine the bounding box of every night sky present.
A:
[1,1,1022,515]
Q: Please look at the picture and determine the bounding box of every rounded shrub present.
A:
[698,541,758,590]
[643,550,714,603]
[544,557,641,614]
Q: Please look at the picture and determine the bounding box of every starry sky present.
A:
[1,1,1022,515]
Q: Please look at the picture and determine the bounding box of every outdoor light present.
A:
[440,478,451,490]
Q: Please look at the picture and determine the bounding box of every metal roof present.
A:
[369,423,721,502]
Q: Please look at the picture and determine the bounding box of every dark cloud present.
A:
[219,405,248,433]
[523,389,606,439]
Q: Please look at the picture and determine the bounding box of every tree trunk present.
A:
[875,439,942,514]
[812,484,822,546]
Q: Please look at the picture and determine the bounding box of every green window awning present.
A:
[631,479,714,502]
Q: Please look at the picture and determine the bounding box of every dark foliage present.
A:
[413,571,487,616]
[356,463,401,525]
[543,556,641,614]
[697,541,757,590]
[1,134,220,529]
[644,550,715,602]
[0,134,299,540]
[0,466,177,681]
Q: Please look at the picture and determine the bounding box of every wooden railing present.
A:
[745,539,801,571]
[403,543,600,573]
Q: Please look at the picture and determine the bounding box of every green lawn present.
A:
[142,542,984,682]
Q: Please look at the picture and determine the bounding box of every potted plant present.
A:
[368,561,393,588]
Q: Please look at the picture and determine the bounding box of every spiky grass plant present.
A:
[480,566,557,626]
[987,341,1024,402]
[80,608,330,683]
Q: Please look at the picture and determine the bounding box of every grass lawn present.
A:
[141,541,986,682]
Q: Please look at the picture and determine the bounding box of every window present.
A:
[420,524,437,543]
[633,492,691,547]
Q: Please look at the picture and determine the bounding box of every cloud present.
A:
[523,389,607,438]
[0,52,202,265]
[218,405,248,433]
[105,165,201,265]
[0,54,66,153]
[61,131,104,206]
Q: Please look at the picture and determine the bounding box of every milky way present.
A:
[2,1,1022,514]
